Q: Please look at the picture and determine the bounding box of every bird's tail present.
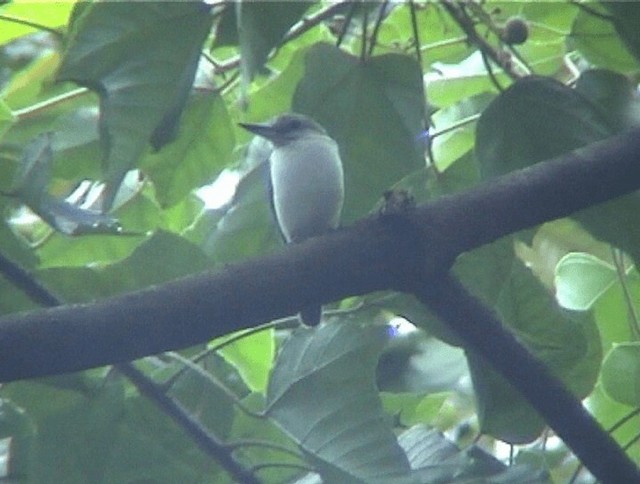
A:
[300,305,322,326]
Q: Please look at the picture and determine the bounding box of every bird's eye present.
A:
[287,119,302,130]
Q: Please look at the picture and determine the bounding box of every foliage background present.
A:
[0,1,639,482]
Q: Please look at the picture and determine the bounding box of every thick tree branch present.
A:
[0,128,639,382]
[0,126,639,482]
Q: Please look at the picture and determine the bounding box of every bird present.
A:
[239,113,344,325]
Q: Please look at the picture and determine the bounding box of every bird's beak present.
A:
[238,122,276,139]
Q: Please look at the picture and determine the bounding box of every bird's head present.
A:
[239,113,327,146]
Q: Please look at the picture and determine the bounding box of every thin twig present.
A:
[569,0,613,21]
[360,4,369,61]
[285,1,349,45]
[480,50,504,92]
[162,317,297,388]
[163,351,260,418]
[368,1,389,57]
[409,0,424,68]
[0,253,61,307]
[12,88,90,120]
[336,1,358,48]
[611,248,640,339]
[431,113,480,139]
[208,2,349,77]
[0,13,64,40]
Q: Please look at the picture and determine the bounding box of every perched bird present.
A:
[239,113,344,325]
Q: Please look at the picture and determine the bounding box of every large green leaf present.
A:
[37,230,211,302]
[604,2,640,65]
[575,69,638,132]
[57,2,213,210]
[475,75,640,264]
[293,43,426,222]
[555,252,619,311]
[142,92,234,208]
[571,4,638,72]
[216,328,275,394]
[475,76,611,179]
[234,2,314,82]
[266,323,415,483]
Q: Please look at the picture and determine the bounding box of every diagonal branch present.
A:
[441,0,524,81]
[415,273,639,483]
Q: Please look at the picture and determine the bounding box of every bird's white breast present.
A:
[269,133,344,242]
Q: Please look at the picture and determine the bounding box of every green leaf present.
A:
[266,323,415,483]
[294,43,426,221]
[10,134,121,235]
[168,353,241,441]
[0,397,34,479]
[555,252,619,311]
[10,132,52,201]
[34,189,161,269]
[575,69,638,132]
[377,330,468,394]
[142,92,234,208]
[399,424,550,482]
[475,76,612,179]
[50,105,102,180]
[200,164,281,263]
[0,98,16,140]
[106,381,223,482]
[571,6,638,72]
[574,192,640,267]
[0,2,73,44]
[604,2,640,65]
[426,53,509,109]
[57,2,213,210]
[230,393,304,483]
[430,92,493,171]
[593,282,639,353]
[38,230,211,302]
[1,52,60,111]
[217,328,275,394]
[377,3,471,66]
[600,343,640,406]
[237,42,308,122]
[586,385,640,464]
[235,1,313,82]
[381,393,449,428]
